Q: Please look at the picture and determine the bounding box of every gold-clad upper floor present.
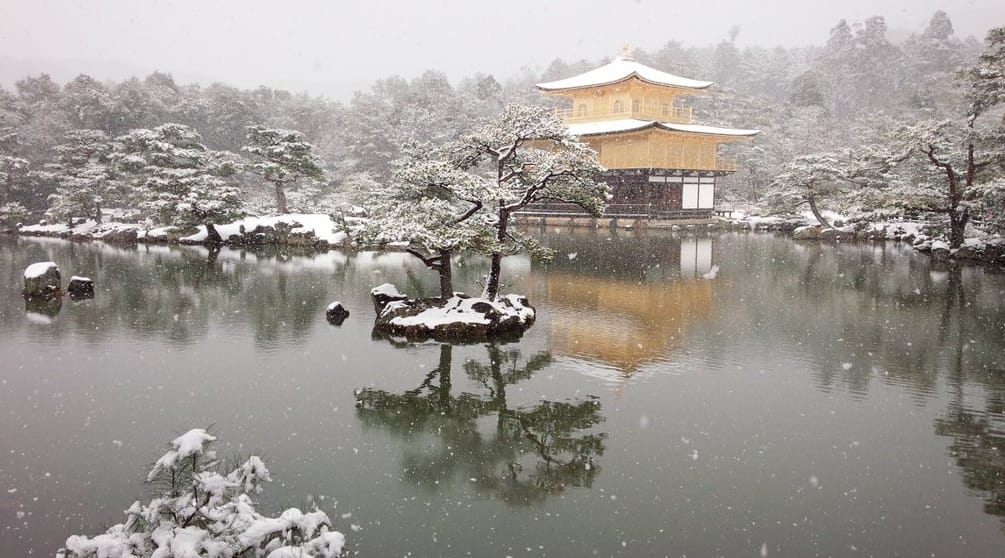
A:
[537,54,711,125]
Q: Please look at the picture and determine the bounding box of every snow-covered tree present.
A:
[44,129,115,225]
[114,123,243,242]
[362,143,496,297]
[764,153,847,227]
[242,125,325,214]
[0,128,34,220]
[447,104,607,300]
[961,26,1005,125]
[0,201,29,229]
[58,429,346,558]
[884,27,1005,246]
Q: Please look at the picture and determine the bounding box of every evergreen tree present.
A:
[447,104,607,300]
[114,123,243,242]
[242,125,326,214]
[44,129,115,225]
[361,143,496,298]
[0,128,33,223]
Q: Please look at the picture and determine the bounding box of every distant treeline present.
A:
[0,11,986,216]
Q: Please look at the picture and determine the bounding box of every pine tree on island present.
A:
[363,142,495,298]
[447,104,607,300]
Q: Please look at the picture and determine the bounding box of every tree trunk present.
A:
[485,209,510,301]
[274,182,288,214]
[205,223,223,245]
[807,195,832,229]
[94,202,102,224]
[437,249,453,299]
[949,208,969,249]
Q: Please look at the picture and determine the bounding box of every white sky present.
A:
[1,0,1002,99]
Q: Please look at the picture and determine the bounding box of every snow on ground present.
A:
[386,294,535,330]
[19,213,350,248]
[180,214,347,245]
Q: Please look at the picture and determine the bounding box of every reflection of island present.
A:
[525,229,718,372]
[355,344,606,505]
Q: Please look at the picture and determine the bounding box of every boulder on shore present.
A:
[371,284,536,342]
[931,240,951,262]
[370,283,409,314]
[23,261,61,299]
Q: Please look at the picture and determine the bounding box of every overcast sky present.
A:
[1,0,1003,99]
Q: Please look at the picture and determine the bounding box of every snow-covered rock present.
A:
[930,240,951,261]
[23,261,61,298]
[370,283,408,314]
[67,276,95,299]
[180,214,349,248]
[325,301,350,326]
[371,285,536,341]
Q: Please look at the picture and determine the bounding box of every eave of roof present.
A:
[565,119,760,138]
[536,56,713,92]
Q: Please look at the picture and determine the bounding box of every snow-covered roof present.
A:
[662,122,760,136]
[537,56,713,92]
[565,119,759,138]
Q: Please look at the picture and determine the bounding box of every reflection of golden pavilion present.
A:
[536,275,714,372]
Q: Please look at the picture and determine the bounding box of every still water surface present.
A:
[2,231,1004,557]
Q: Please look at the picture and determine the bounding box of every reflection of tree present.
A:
[355,344,605,505]
[935,387,1005,521]
[934,265,1005,526]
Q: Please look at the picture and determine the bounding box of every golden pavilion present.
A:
[535,50,759,219]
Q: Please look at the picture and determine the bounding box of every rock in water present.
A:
[326,301,350,326]
[23,261,61,299]
[370,283,409,314]
[68,276,95,300]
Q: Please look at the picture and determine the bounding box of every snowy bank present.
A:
[16,213,353,250]
[371,283,536,342]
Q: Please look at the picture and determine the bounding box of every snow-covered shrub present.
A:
[0,201,30,228]
[57,429,346,558]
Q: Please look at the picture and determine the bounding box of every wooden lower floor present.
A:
[512,214,717,229]
[520,168,726,220]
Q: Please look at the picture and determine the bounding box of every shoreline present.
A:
[6,214,1004,267]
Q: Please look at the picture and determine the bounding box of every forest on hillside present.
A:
[1,11,1002,240]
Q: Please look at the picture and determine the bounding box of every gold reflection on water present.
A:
[537,274,715,372]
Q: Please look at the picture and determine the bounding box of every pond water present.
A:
[2,230,1005,557]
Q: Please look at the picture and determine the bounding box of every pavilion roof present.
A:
[536,55,713,92]
[564,119,759,138]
